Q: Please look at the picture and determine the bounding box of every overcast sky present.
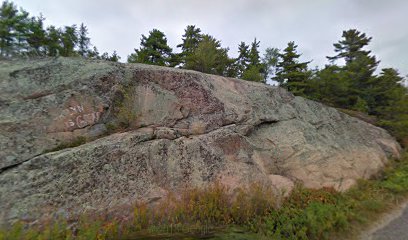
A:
[13,0,408,78]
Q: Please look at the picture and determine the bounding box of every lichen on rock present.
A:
[0,57,401,225]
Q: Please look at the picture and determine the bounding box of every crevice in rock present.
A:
[0,153,43,174]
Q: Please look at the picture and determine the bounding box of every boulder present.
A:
[0,57,401,225]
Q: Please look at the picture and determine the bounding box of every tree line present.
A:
[1,0,407,146]
[123,25,408,146]
[0,1,120,61]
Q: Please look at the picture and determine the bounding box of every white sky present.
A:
[13,0,408,76]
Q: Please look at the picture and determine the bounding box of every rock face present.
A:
[0,58,401,225]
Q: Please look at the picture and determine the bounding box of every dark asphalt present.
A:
[371,206,408,240]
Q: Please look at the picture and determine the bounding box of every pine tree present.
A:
[327,29,379,111]
[60,25,78,56]
[371,68,406,115]
[0,1,29,56]
[127,29,173,66]
[248,38,261,66]
[45,25,62,56]
[26,14,47,55]
[184,34,230,75]
[177,25,202,57]
[13,8,29,52]
[236,42,250,77]
[77,23,90,57]
[176,25,203,68]
[274,41,311,95]
[309,65,352,107]
[238,39,265,82]
[327,29,372,64]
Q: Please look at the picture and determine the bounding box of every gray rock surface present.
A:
[0,57,401,225]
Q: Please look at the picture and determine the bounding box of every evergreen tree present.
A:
[0,1,28,56]
[13,8,29,52]
[60,25,78,56]
[78,23,90,57]
[127,29,173,66]
[177,25,202,63]
[248,38,260,66]
[327,29,372,64]
[242,65,264,82]
[274,41,311,95]
[237,39,265,82]
[184,34,230,75]
[327,29,379,111]
[236,42,250,77]
[26,14,46,55]
[45,25,62,56]
[308,65,351,107]
[175,25,203,68]
[371,68,406,115]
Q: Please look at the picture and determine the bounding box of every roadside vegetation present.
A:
[1,151,408,240]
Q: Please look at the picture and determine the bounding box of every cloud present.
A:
[12,0,408,76]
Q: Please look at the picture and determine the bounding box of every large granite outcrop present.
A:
[0,57,401,224]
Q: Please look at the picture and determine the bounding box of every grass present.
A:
[1,152,408,240]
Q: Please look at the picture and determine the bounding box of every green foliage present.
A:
[0,0,118,59]
[127,28,173,66]
[77,23,91,57]
[177,25,202,66]
[304,29,407,145]
[307,65,351,107]
[236,41,250,77]
[235,39,265,82]
[242,65,264,82]
[316,29,379,111]
[327,29,373,64]
[0,0,28,56]
[26,14,47,54]
[60,25,78,57]
[184,34,232,76]
[274,41,311,95]
[353,97,368,113]
[379,158,408,193]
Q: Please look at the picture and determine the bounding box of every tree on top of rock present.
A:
[26,14,47,55]
[177,25,202,65]
[327,29,379,112]
[60,25,78,57]
[327,29,373,64]
[77,23,91,57]
[184,34,233,76]
[237,38,265,82]
[274,41,311,95]
[236,41,250,76]
[0,1,30,56]
[127,29,173,66]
